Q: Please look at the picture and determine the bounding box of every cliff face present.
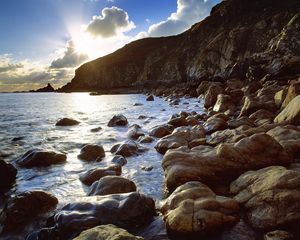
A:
[60,0,300,92]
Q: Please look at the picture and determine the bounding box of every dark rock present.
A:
[133,103,143,106]
[88,176,136,196]
[141,165,153,171]
[264,230,294,240]
[1,191,58,232]
[111,140,145,157]
[149,124,174,138]
[16,149,66,167]
[167,116,188,128]
[0,160,17,193]
[77,144,105,161]
[80,165,122,185]
[138,135,154,143]
[146,95,154,101]
[90,127,102,132]
[108,114,128,127]
[11,136,25,142]
[35,83,55,92]
[139,217,169,240]
[111,155,127,166]
[55,118,80,126]
[127,124,145,140]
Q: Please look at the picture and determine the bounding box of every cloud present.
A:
[85,6,135,38]
[50,40,89,69]
[143,0,217,37]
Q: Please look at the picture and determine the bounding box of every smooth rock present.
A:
[16,149,66,167]
[108,114,128,127]
[281,81,300,108]
[230,166,300,229]
[204,114,228,134]
[80,165,122,185]
[111,155,127,166]
[274,95,300,125]
[77,144,105,161]
[167,116,188,128]
[127,124,145,140]
[161,182,239,235]
[138,136,154,143]
[0,160,17,193]
[55,118,80,126]
[73,224,144,240]
[264,230,294,240]
[149,124,174,138]
[204,83,224,108]
[111,140,143,157]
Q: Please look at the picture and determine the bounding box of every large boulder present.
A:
[167,116,188,128]
[204,83,224,109]
[274,88,288,108]
[204,114,228,134]
[230,166,300,230]
[149,124,174,138]
[213,94,235,112]
[16,149,66,168]
[73,224,144,240]
[88,176,136,196]
[1,191,58,232]
[161,182,239,236]
[281,81,300,109]
[274,95,300,125]
[77,144,105,161]
[0,159,17,193]
[249,109,276,126]
[55,118,80,126]
[162,133,292,191]
[49,192,155,238]
[155,126,205,154]
[111,140,145,157]
[239,96,276,117]
[267,125,300,158]
[108,114,128,127]
[80,165,122,185]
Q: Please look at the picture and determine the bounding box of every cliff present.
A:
[59,0,300,92]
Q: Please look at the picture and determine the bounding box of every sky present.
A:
[0,0,220,92]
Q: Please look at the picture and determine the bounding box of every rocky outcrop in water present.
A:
[59,0,300,92]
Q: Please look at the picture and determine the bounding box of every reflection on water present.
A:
[0,93,203,204]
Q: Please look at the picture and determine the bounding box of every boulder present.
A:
[281,81,300,108]
[88,176,136,196]
[239,96,276,117]
[155,126,205,154]
[204,114,228,134]
[127,124,145,140]
[73,224,144,240]
[213,94,235,112]
[162,133,292,191]
[230,166,300,230]
[249,109,276,126]
[227,117,255,129]
[55,118,80,126]
[138,136,154,143]
[80,165,122,185]
[267,125,300,158]
[146,95,154,101]
[274,95,300,125]
[274,88,288,108]
[77,144,105,161]
[111,155,127,166]
[264,230,294,240]
[108,114,128,127]
[186,116,199,126]
[52,192,155,237]
[204,83,224,109]
[1,191,58,231]
[167,116,188,128]
[0,160,17,193]
[16,149,66,167]
[149,124,174,138]
[111,140,145,157]
[161,182,239,235]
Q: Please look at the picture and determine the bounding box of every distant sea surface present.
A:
[0,93,203,204]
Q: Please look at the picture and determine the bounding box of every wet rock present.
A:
[111,140,144,157]
[167,116,188,128]
[90,127,102,132]
[139,217,169,240]
[146,95,154,101]
[213,94,235,112]
[220,220,258,240]
[155,126,205,154]
[55,118,80,126]
[264,230,294,240]
[0,160,17,193]
[149,124,174,138]
[88,176,136,196]
[108,114,128,127]
[1,191,58,232]
[274,88,288,108]
[127,124,145,140]
[227,117,255,129]
[138,136,154,143]
[186,116,199,126]
[77,144,105,161]
[161,182,239,235]
[16,149,66,168]
[204,114,228,134]
[162,133,292,191]
[80,165,122,185]
[141,165,153,171]
[230,166,300,230]
[138,115,147,120]
[188,138,206,148]
[134,103,143,106]
[267,125,300,158]
[111,155,127,166]
[274,95,300,125]
[281,81,300,109]
[204,83,224,108]
[73,224,144,240]
[249,109,276,126]
[51,192,155,237]
[11,136,25,142]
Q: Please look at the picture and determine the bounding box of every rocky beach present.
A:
[1,0,300,239]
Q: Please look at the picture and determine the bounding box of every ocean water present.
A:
[0,93,203,205]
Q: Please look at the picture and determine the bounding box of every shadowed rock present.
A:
[77,144,105,161]
[0,160,17,193]
[55,118,80,126]
[108,114,128,127]
[16,149,66,167]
